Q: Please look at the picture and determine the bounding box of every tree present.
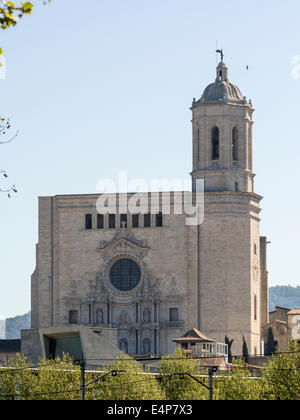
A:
[87,353,164,401]
[215,359,262,400]
[1,347,300,400]
[0,0,51,62]
[159,348,209,400]
[0,1,33,30]
[266,327,278,355]
[0,353,81,400]
[261,340,300,400]
[242,336,249,364]
[225,336,234,363]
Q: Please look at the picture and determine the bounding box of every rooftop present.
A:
[172,328,216,343]
[287,308,300,315]
[192,58,249,107]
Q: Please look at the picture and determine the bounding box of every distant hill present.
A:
[5,312,31,339]
[269,286,300,312]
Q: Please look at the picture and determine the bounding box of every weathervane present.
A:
[216,49,224,62]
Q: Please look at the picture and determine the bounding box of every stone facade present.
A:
[262,307,300,352]
[30,58,268,357]
[21,326,120,368]
[288,309,300,344]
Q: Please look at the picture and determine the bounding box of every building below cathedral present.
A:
[25,55,269,360]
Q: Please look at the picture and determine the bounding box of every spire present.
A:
[215,49,228,82]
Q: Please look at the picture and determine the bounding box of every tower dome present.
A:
[193,59,245,106]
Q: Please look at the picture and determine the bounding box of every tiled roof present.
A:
[287,308,300,315]
[172,328,216,343]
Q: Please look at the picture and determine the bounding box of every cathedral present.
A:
[30,56,269,357]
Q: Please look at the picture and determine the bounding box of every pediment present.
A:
[98,231,149,251]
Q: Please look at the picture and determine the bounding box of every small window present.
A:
[85,214,92,230]
[107,303,110,324]
[88,304,92,324]
[132,214,139,228]
[182,343,188,350]
[235,182,239,192]
[169,308,179,322]
[254,244,257,255]
[136,331,139,354]
[97,214,104,229]
[156,212,163,227]
[254,295,257,321]
[109,214,116,229]
[120,214,127,228]
[232,127,239,161]
[69,310,78,325]
[144,213,151,228]
[212,127,220,160]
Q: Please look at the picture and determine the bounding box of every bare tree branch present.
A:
[0,118,19,144]
[1,118,18,197]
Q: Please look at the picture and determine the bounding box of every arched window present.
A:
[232,127,239,161]
[211,127,220,160]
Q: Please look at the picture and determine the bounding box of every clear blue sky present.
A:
[0,0,299,319]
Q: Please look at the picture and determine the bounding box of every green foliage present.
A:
[28,356,81,400]
[1,345,300,400]
[215,360,262,400]
[0,1,35,31]
[242,336,249,364]
[266,327,278,355]
[84,354,164,401]
[0,0,51,56]
[0,353,81,400]
[225,336,234,363]
[159,348,209,400]
[260,340,300,400]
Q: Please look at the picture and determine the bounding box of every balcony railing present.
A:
[159,321,184,328]
[84,321,185,329]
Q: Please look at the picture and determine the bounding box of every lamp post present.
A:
[167,367,218,401]
[75,360,123,401]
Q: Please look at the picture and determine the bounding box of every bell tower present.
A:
[189,53,267,357]
[191,55,255,193]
